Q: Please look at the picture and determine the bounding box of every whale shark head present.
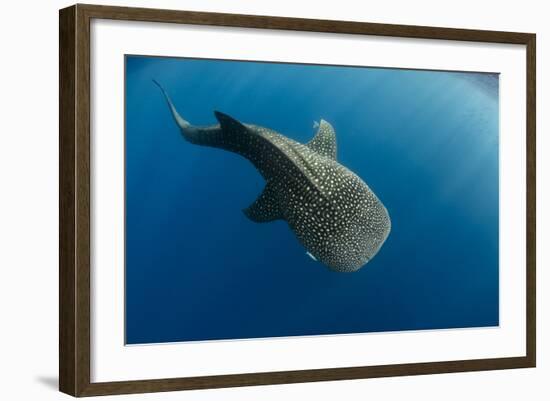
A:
[289,160,392,273]
[321,192,391,272]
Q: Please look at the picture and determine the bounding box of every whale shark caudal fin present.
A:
[154,80,254,150]
[152,80,191,130]
[243,181,283,223]
[306,119,337,160]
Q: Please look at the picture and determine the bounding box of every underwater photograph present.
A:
[125,55,499,345]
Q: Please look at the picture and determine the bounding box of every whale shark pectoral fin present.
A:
[243,181,283,223]
[306,119,337,160]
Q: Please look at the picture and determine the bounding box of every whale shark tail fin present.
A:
[154,79,223,146]
[153,79,192,132]
[154,82,268,159]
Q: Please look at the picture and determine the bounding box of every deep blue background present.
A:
[125,55,499,344]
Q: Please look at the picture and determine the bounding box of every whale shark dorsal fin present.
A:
[243,181,283,223]
[306,119,337,160]
[214,111,247,132]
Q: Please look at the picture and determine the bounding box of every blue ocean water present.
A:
[125,55,499,345]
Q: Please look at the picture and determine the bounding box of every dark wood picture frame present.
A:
[59,3,536,397]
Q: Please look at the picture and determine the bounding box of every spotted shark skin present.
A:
[154,81,391,272]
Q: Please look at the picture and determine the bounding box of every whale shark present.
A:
[154,80,391,272]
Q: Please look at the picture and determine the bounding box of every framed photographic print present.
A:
[59,4,536,397]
